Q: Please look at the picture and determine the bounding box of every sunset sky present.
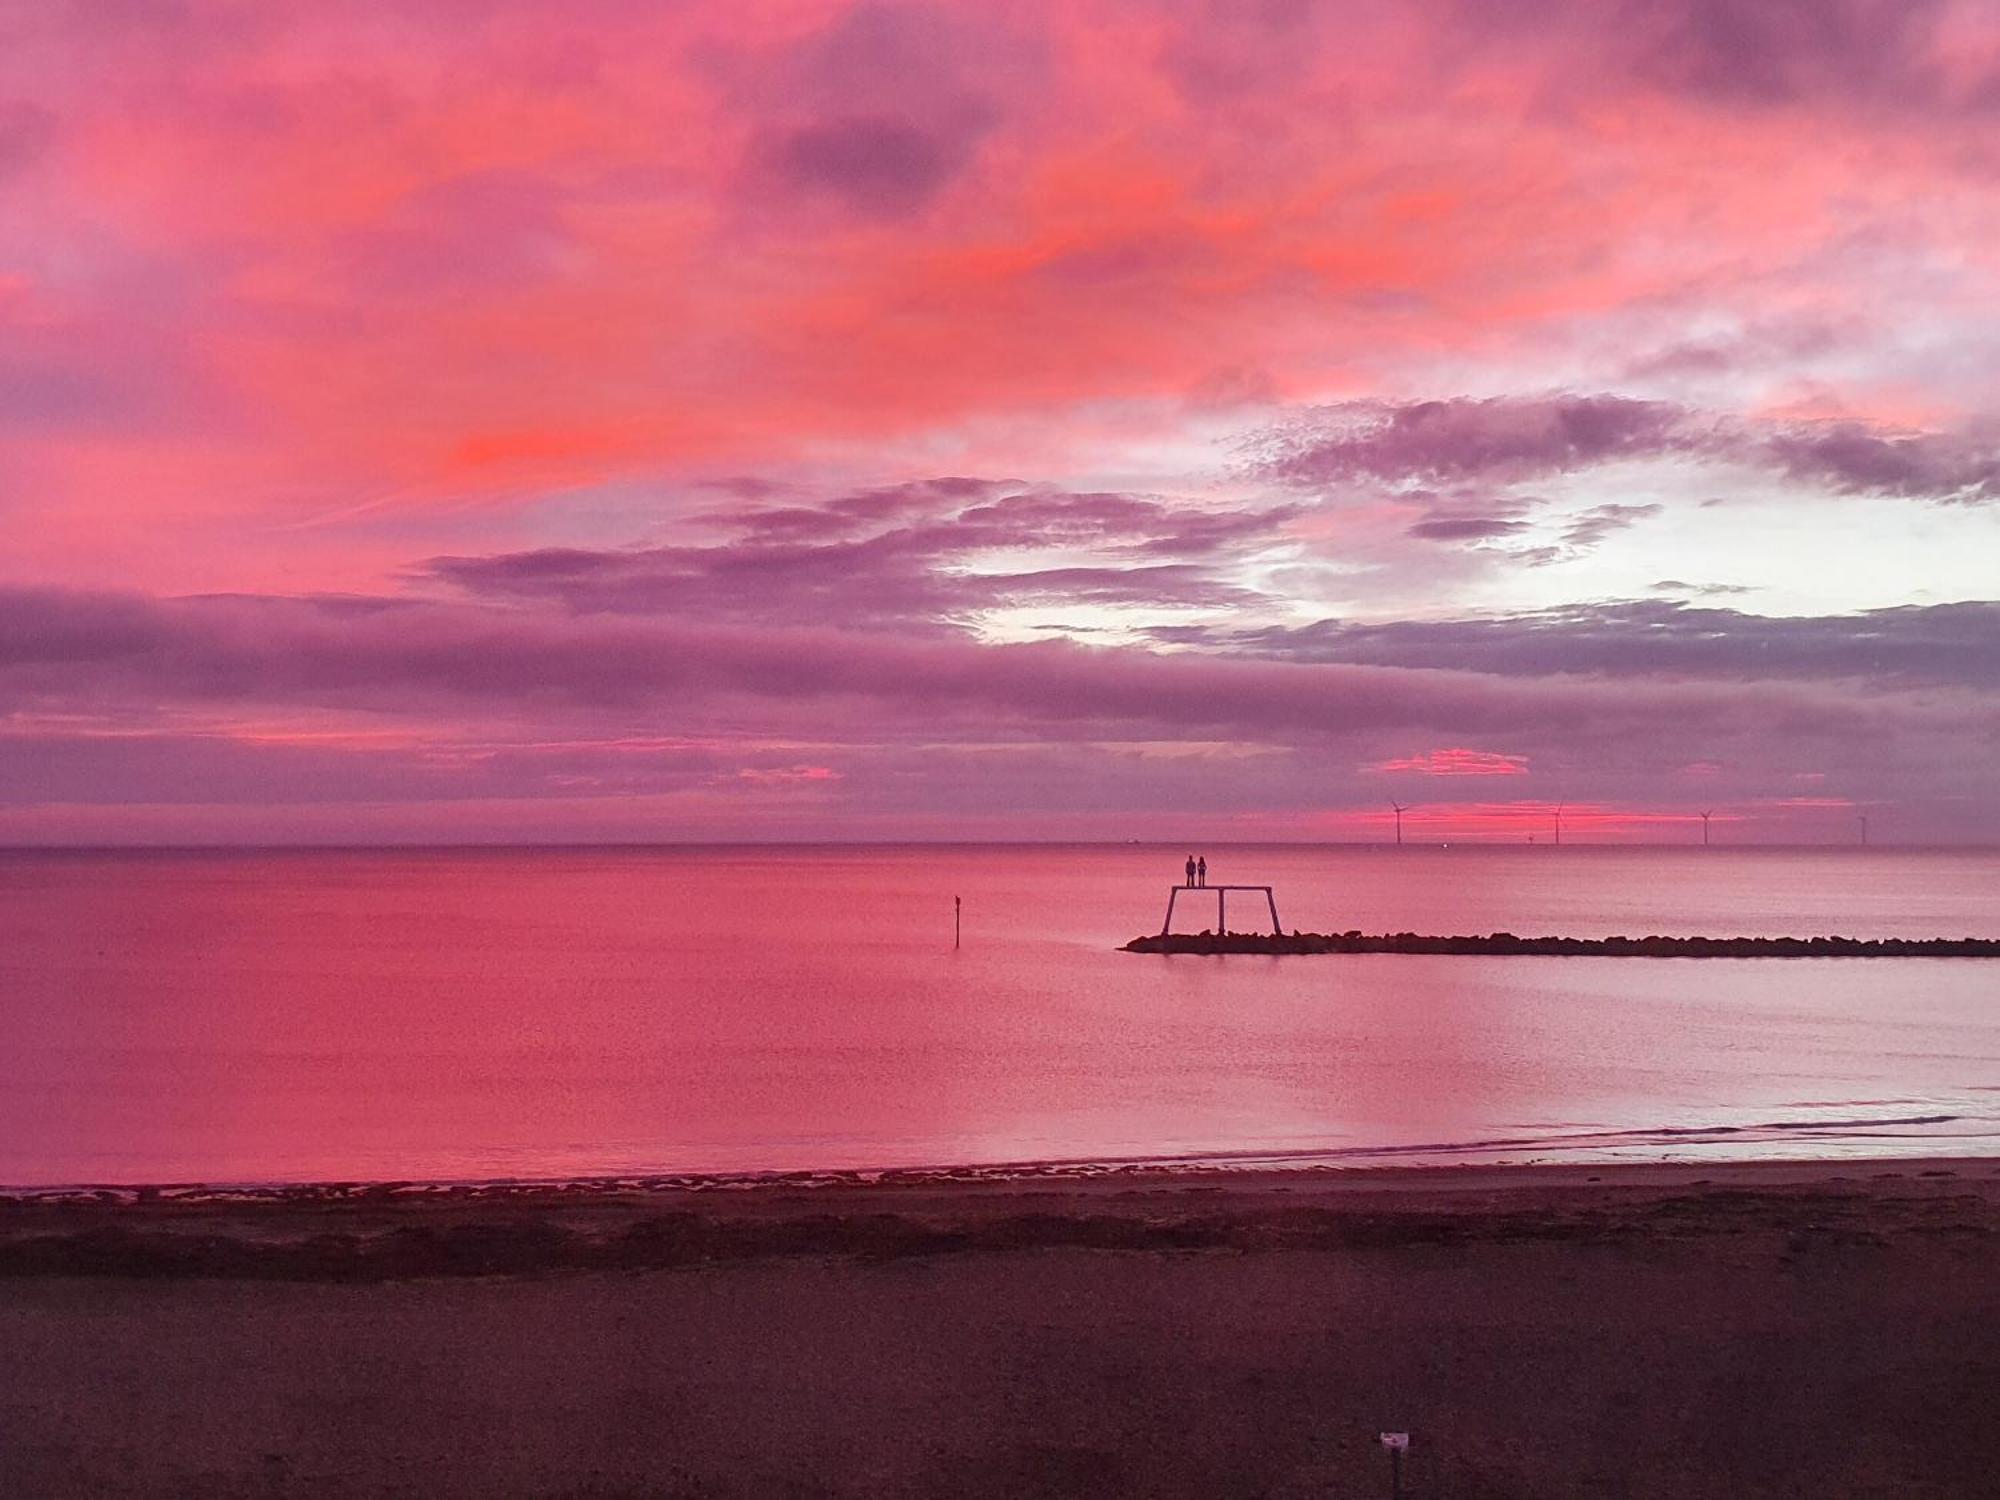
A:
[4,0,1998,842]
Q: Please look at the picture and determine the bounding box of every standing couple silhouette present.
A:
[1183,854,1207,888]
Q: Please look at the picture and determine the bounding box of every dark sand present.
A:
[3,1159,1997,1497]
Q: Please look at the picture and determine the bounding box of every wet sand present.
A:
[2,1159,1997,1497]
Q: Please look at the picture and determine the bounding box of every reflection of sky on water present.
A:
[1,845,1995,1185]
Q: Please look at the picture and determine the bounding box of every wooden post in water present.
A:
[954,895,961,949]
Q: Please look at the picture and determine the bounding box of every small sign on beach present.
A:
[1379,1431,1410,1450]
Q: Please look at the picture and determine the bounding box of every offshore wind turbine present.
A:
[1701,810,1712,847]
[1553,799,1564,847]
[1389,800,1406,847]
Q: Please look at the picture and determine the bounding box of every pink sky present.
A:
[3,0,1998,842]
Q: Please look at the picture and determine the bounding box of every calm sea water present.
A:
[2,844,1996,1187]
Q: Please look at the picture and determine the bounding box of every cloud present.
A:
[767,114,971,217]
[1761,422,2000,503]
[1558,502,1664,548]
[4,0,1995,575]
[1634,0,1991,113]
[0,2,1995,840]
[336,170,582,297]
[1256,396,2000,506]
[1407,514,1530,541]
[0,728,836,808]
[426,482,1296,629]
[1160,599,2000,690]
[0,102,54,180]
[1402,496,1660,558]
[733,2,1024,219]
[1457,0,1998,119]
[1652,579,1756,597]
[2,583,1966,743]
[1258,396,1695,490]
[3,576,1993,839]
[1365,748,1530,777]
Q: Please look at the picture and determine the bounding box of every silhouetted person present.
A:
[1185,854,1196,887]
[1197,855,1207,887]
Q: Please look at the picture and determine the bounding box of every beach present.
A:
[4,1158,1997,1497]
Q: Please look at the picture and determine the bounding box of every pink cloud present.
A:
[0,3,1994,839]
[0,0,1989,580]
[1366,748,1531,777]
[733,764,843,786]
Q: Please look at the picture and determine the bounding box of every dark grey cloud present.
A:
[1254,393,2000,505]
[1408,515,1529,541]
[1259,395,1693,489]
[3,584,1963,750]
[428,483,1296,629]
[1404,498,1660,554]
[1154,599,2000,691]
[1762,423,2000,504]
[709,477,1008,541]
[4,583,1993,838]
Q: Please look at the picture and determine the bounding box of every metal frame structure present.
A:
[1159,884,1283,937]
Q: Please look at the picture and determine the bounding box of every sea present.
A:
[2,844,1996,1188]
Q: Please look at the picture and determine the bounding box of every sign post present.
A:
[1379,1432,1409,1499]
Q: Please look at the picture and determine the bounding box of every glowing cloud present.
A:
[1366,749,1532,778]
[0,1,1994,840]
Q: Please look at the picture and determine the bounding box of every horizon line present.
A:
[1,839,1990,854]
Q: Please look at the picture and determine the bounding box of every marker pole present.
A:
[1379,1432,1410,1499]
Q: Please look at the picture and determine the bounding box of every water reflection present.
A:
[1,845,1995,1184]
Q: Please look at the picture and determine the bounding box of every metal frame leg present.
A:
[1161,887,1179,936]
[1265,888,1281,935]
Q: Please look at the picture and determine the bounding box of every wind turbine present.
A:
[1858,814,1869,846]
[1553,799,1564,847]
[1701,810,1712,847]
[1389,800,1406,847]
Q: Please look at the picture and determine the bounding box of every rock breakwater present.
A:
[1122,931,2000,957]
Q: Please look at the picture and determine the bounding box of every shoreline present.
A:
[6,1154,1996,1281]
[9,1140,1999,1205]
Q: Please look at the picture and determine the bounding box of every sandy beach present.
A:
[2,1158,1996,1497]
